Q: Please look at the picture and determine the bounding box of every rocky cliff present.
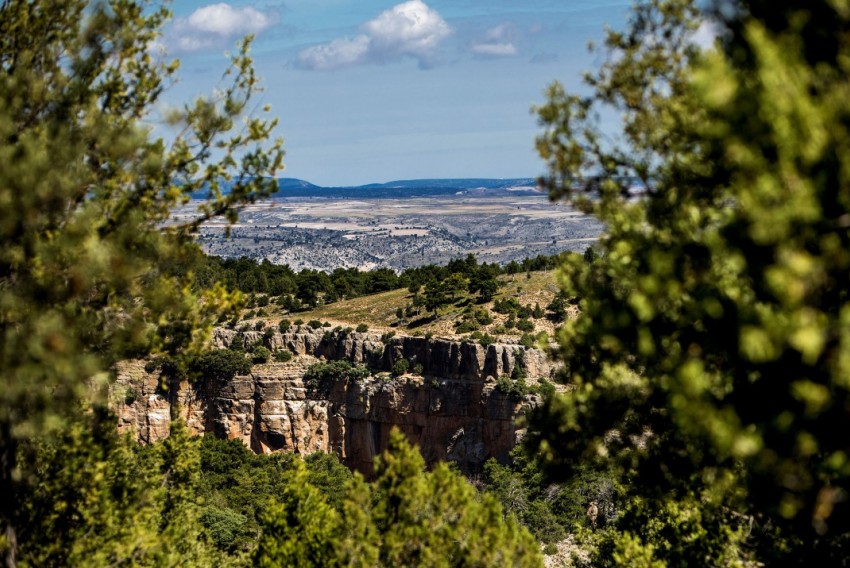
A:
[114,327,557,473]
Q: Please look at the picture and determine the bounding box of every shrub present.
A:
[519,333,536,349]
[470,331,495,347]
[293,318,304,326]
[496,375,528,399]
[190,350,252,382]
[123,388,138,406]
[228,333,246,352]
[308,320,322,329]
[516,319,535,332]
[546,296,568,322]
[273,350,293,363]
[532,303,544,319]
[254,321,265,331]
[303,360,370,388]
[536,378,556,399]
[256,308,268,317]
[413,363,424,375]
[251,346,271,364]
[391,359,410,376]
[256,295,269,307]
[474,308,493,326]
[511,352,527,380]
[322,321,331,327]
[380,331,396,344]
[356,323,369,333]
[493,298,521,315]
[455,320,479,334]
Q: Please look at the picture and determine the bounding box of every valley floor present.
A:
[177,194,602,272]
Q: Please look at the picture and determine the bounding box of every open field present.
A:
[178,193,602,272]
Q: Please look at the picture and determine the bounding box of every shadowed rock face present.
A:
[114,327,557,474]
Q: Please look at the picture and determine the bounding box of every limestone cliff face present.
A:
[114,327,557,473]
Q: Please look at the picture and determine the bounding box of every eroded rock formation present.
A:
[114,327,557,473]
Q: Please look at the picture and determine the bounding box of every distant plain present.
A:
[187,191,603,271]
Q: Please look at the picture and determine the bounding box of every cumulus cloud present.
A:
[471,23,518,58]
[168,3,276,52]
[296,0,452,70]
[296,36,371,70]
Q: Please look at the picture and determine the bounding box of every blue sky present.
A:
[160,1,633,186]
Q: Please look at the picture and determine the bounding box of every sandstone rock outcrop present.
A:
[114,327,557,473]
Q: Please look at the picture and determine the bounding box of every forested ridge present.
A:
[3,0,850,566]
[191,250,564,307]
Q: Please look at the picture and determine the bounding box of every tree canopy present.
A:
[0,0,282,564]
[529,0,850,564]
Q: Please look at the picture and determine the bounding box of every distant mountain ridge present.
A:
[189,178,541,200]
[275,177,541,198]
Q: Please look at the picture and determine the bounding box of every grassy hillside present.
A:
[239,270,571,344]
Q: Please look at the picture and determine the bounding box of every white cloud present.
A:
[296,35,371,71]
[364,0,451,56]
[471,23,518,58]
[168,3,276,53]
[296,1,452,70]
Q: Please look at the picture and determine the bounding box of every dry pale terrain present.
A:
[178,193,602,271]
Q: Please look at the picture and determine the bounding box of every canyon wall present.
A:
[114,327,557,473]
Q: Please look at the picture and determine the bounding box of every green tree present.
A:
[15,416,226,566]
[424,280,450,315]
[255,460,347,568]
[255,430,543,567]
[529,0,850,564]
[0,1,283,564]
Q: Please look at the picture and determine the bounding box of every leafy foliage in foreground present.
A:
[255,430,543,567]
[0,0,283,563]
[529,0,850,564]
[14,420,544,566]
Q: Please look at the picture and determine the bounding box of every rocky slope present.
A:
[114,327,557,473]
